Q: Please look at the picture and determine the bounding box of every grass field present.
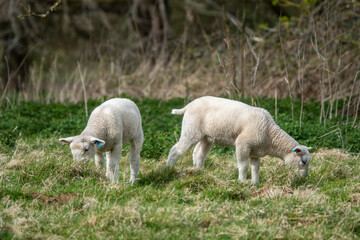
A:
[0,97,359,239]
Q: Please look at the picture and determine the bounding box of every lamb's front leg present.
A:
[106,144,122,182]
[250,157,260,184]
[105,152,111,178]
[235,139,250,183]
[95,152,105,168]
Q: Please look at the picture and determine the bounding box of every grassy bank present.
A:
[0,97,359,239]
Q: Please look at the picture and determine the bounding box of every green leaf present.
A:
[272,0,280,6]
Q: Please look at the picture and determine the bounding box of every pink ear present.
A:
[292,147,302,153]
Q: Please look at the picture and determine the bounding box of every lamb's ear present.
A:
[59,137,74,145]
[300,145,312,152]
[90,137,105,148]
[292,146,303,155]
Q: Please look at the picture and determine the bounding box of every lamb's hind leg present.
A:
[167,115,202,167]
[107,144,122,183]
[235,137,251,182]
[166,135,201,167]
[250,157,260,184]
[129,136,142,184]
[192,138,213,168]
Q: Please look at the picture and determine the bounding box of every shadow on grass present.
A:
[218,189,250,201]
[290,175,309,188]
[137,166,180,187]
[68,164,103,179]
[57,162,106,184]
[0,188,32,201]
[0,226,14,240]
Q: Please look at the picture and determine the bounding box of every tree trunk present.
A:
[1,0,30,91]
[131,0,170,64]
[2,34,29,91]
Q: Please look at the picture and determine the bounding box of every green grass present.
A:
[0,97,359,239]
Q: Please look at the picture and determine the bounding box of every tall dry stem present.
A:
[278,22,294,120]
[247,37,260,103]
[77,62,88,118]
[239,6,247,98]
[346,70,359,126]
[283,76,294,120]
[353,92,360,127]
[223,6,238,96]
[275,88,278,120]
[296,37,305,129]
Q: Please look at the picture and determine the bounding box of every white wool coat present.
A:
[167,96,311,183]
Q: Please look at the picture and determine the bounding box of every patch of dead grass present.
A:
[6,149,45,169]
[0,153,9,165]
[251,185,328,204]
[314,148,349,160]
[251,185,293,198]
[6,159,24,169]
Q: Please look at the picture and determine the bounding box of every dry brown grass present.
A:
[1,1,358,120]
[314,148,349,160]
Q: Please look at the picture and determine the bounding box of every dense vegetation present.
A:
[1,96,359,156]
[0,97,359,239]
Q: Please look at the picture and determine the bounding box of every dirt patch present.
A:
[30,192,79,205]
[199,220,211,229]
[350,193,360,205]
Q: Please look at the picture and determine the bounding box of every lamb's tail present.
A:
[171,107,187,115]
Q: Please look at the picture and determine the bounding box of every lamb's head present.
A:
[284,145,312,177]
[59,136,105,162]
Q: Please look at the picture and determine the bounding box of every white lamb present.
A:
[59,98,143,183]
[166,96,311,184]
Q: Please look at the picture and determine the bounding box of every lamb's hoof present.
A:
[193,165,205,169]
[95,163,104,169]
[165,162,175,168]
[129,179,137,185]
[107,175,118,183]
[238,179,249,184]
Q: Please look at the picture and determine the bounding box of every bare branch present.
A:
[17,0,62,19]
